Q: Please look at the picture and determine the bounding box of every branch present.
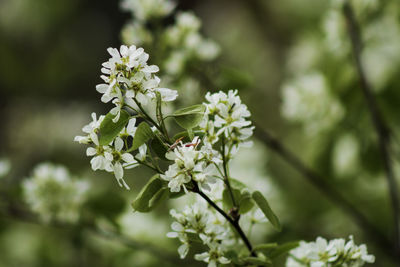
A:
[192,183,256,256]
[254,124,394,254]
[342,0,400,255]
[0,201,186,266]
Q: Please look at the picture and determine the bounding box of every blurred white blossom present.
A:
[22,163,89,223]
[120,0,175,22]
[281,72,345,135]
[121,22,153,46]
[332,134,360,177]
[163,12,220,75]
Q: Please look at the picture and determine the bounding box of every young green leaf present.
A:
[131,175,166,212]
[229,178,247,190]
[252,191,281,231]
[253,243,278,253]
[266,241,299,259]
[130,122,154,151]
[150,134,168,160]
[241,256,272,266]
[173,130,205,143]
[222,188,241,210]
[238,190,254,214]
[98,110,130,146]
[172,104,205,129]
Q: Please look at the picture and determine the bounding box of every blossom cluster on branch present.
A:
[286,236,375,267]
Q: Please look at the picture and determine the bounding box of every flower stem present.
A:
[221,137,237,208]
[132,98,172,145]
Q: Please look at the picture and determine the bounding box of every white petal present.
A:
[142,65,159,73]
[86,147,97,156]
[115,137,124,151]
[113,162,124,180]
[121,153,134,163]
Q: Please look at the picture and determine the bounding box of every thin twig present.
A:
[342,0,400,256]
[221,136,238,208]
[192,183,256,256]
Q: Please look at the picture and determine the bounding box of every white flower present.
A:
[168,201,234,262]
[201,90,254,153]
[194,244,230,267]
[96,45,177,112]
[121,0,175,22]
[77,116,142,190]
[287,236,375,266]
[108,137,136,190]
[74,112,104,144]
[85,133,113,171]
[161,137,216,193]
[22,163,89,223]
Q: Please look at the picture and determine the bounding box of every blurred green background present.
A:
[1,0,400,266]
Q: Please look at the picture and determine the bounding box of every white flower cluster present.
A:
[0,158,11,178]
[96,45,177,122]
[120,0,175,22]
[161,137,219,193]
[286,236,375,267]
[75,114,146,190]
[201,90,255,153]
[167,201,233,267]
[22,163,89,223]
[281,72,344,135]
[163,12,220,75]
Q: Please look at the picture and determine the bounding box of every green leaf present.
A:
[173,130,205,143]
[252,191,281,231]
[222,188,241,210]
[267,241,299,259]
[222,186,254,215]
[148,187,169,208]
[98,110,130,146]
[229,178,247,190]
[169,190,185,199]
[238,190,254,214]
[131,175,166,212]
[150,134,168,160]
[130,122,154,151]
[241,256,272,266]
[172,104,205,129]
[253,243,278,253]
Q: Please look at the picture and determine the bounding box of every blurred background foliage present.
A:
[0,0,400,266]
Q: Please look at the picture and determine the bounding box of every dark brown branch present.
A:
[0,201,185,266]
[342,0,400,256]
[254,125,394,255]
[192,183,256,256]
